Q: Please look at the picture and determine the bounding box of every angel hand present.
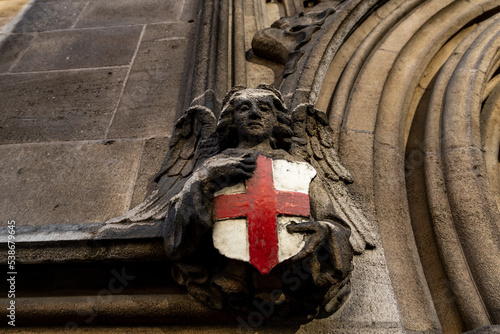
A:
[201,152,258,192]
[286,220,329,262]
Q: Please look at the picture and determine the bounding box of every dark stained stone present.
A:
[12,0,87,33]
[0,33,35,73]
[0,140,143,226]
[0,68,127,143]
[464,325,500,333]
[75,0,183,28]
[12,26,142,72]
[107,22,193,139]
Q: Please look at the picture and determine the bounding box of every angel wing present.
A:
[291,104,377,254]
[107,105,218,223]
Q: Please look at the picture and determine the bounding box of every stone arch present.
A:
[266,0,500,332]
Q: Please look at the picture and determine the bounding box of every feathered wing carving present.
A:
[109,100,376,255]
[107,105,218,223]
[291,104,377,254]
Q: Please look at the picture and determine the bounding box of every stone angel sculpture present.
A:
[108,84,376,319]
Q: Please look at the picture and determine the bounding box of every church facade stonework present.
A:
[0,0,499,333]
[107,85,376,319]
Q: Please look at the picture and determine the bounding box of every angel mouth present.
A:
[247,122,264,127]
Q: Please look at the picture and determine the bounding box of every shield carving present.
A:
[212,154,317,274]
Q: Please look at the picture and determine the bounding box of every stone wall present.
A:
[0,0,197,227]
[1,0,499,333]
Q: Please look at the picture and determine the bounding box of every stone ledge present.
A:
[0,294,235,326]
[464,325,500,333]
[0,221,164,264]
[0,293,411,331]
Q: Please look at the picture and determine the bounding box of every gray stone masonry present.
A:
[0,0,196,227]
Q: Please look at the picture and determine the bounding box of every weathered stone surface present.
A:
[302,0,500,330]
[0,221,161,244]
[251,8,336,76]
[1,0,499,331]
[298,322,406,334]
[373,141,440,332]
[74,0,184,28]
[12,0,87,33]
[107,22,194,139]
[0,140,142,226]
[0,68,127,143]
[338,130,376,213]
[324,249,400,324]
[0,33,34,72]
[108,87,368,319]
[0,222,164,263]
[3,327,301,334]
[465,325,500,333]
[343,48,396,134]
[129,136,170,208]
[12,26,142,72]
[179,0,199,22]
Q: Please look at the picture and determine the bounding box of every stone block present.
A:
[107,22,194,139]
[352,250,393,286]
[0,68,127,143]
[373,141,440,331]
[12,0,87,33]
[298,319,404,334]
[75,0,183,28]
[465,325,500,333]
[327,248,400,324]
[129,136,171,208]
[0,140,143,226]
[12,26,142,72]
[179,0,199,22]
[338,129,376,215]
[0,33,34,72]
[344,48,396,134]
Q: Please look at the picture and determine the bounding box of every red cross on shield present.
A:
[213,154,316,274]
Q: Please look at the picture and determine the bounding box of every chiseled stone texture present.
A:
[3,326,303,333]
[297,248,402,333]
[74,0,184,28]
[0,33,34,72]
[465,325,500,333]
[0,68,127,143]
[129,136,171,208]
[0,0,196,226]
[0,140,143,227]
[106,21,195,139]
[11,0,87,33]
[12,26,142,72]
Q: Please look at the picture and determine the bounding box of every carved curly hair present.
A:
[216,84,294,151]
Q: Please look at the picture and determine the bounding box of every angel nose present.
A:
[248,105,262,118]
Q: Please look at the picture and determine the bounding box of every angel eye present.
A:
[238,104,250,112]
[260,105,271,113]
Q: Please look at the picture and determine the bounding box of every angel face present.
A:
[232,90,277,148]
